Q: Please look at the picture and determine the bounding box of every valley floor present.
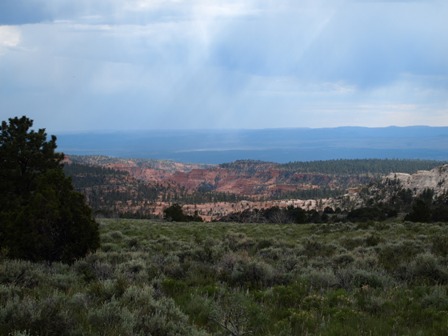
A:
[1,219,448,335]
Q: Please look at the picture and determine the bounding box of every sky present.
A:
[0,0,447,132]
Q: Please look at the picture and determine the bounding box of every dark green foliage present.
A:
[286,205,307,224]
[163,203,187,221]
[197,182,216,193]
[63,162,129,188]
[431,235,448,257]
[64,162,163,218]
[405,199,432,222]
[394,187,414,211]
[431,205,448,222]
[0,116,99,263]
[218,206,308,223]
[163,203,203,222]
[404,189,448,223]
[218,204,394,224]
[280,158,443,175]
[347,206,397,222]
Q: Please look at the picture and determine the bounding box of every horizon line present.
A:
[52,125,448,135]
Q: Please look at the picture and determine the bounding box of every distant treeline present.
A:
[64,163,129,188]
[280,159,443,175]
[216,205,396,224]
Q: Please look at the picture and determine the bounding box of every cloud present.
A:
[0,26,21,52]
[0,1,49,24]
[310,0,448,87]
[0,0,257,26]
[209,0,448,89]
[0,0,447,131]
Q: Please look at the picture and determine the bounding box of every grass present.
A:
[1,219,448,335]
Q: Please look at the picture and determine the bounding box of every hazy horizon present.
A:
[1,1,447,133]
[51,124,448,134]
[56,126,448,164]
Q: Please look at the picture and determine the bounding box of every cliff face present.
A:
[385,165,448,196]
[341,164,448,212]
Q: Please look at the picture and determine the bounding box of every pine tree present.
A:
[0,116,99,263]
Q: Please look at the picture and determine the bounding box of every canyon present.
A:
[65,156,446,221]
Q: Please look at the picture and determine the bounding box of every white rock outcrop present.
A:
[385,164,448,196]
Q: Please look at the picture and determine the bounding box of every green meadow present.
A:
[1,219,448,335]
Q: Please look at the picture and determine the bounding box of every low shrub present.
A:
[408,253,448,285]
[229,259,275,288]
[335,267,392,290]
[303,268,339,290]
[0,259,43,288]
[377,241,424,272]
[332,253,355,267]
[2,219,448,335]
[0,292,74,336]
[431,235,448,257]
[302,238,336,258]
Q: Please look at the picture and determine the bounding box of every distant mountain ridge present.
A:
[57,126,448,164]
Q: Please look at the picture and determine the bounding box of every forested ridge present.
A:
[280,158,443,174]
[64,163,164,217]
[64,162,129,188]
